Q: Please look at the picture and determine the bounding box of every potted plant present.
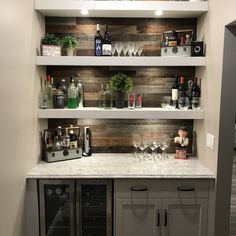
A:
[110,72,133,109]
[61,35,78,56]
[41,33,61,56]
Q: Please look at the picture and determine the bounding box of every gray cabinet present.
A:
[162,198,208,236]
[115,198,161,236]
[115,179,209,236]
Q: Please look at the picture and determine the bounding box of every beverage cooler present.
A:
[39,180,112,236]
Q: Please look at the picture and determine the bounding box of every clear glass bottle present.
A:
[76,80,84,108]
[67,77,78,109]
[41,77,47,109]
[46,75,53,108]
[103,84,112,109]
[63,128,70,149]
[54,126,63,150]
[98,84,104,108]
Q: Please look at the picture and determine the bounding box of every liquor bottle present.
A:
[41,77,47,109]
[172,74,179,108]
[191,77,201,109]
[178,76,186,109]
[69,125,78,149]
[46,75,53,108]
[185,34,191,46]
[94,24,103,56]
[67,77,78,109]
[102,24,111,56]
[103,84,112,108]
[168,31,178,47]
[53,82,65,109]
[63,128,70,149]
[60,79,67,107]
[76,80,84,108]
[98,84,104,108]
[54,126,63,150]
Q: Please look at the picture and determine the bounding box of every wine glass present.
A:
[159,134,170,160]
[149,141,157,160]
[122,42,128,56]
[132,135,141,159]
[142,138,150,160]
[137,42,144,56]
[128,42,135,57]
[178,97,190,110]
[111,43,116,56]
[153,138,160,160]
[133,43,139,56]
[115,42,122,56]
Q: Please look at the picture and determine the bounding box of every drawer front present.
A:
[115,179,210,198]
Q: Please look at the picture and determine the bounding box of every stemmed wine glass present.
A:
[137,42,144,56]
[128,42,135,56]
[153,138,160,160]
[123,42,128,56]
[133,43,139,57]
[115,42,122,56]
[159,134,170,160]
[142,138,150,160]
[111,43,116,56]
[132,135,141,159]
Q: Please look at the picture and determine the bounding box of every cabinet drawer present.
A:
[115,179,210,198]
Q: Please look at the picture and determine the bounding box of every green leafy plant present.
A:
[110,73,133,93]
[41,33,61,45]
[61,35,78,48]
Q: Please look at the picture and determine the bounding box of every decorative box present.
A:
[41,44,61,56]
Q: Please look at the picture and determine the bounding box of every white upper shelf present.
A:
[35,0,208,18]
[38,108,204,119]
[36,56,206,66]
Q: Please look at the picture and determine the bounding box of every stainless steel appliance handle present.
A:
[157,210,161,227]
[76,189,81,236]
[164,209,168,227]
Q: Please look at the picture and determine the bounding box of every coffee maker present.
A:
[83,127,92,156]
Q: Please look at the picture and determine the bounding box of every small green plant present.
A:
[41,33,61,45]
[61,35,78,48]
[110,73,133,93]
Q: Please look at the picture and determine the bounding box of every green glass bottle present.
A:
[67,77,77,109]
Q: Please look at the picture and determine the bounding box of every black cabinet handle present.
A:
[157,210,160,227]
[177,186,195,192]
[164,209,168,227]
[130,186,148,192]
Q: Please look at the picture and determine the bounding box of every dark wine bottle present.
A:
[94,24,102,56]
[172,74,179,108]
[102,24,111,56]
[178,76,186,109]
[191,77,201,109]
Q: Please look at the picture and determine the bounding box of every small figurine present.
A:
[174,126,189,159]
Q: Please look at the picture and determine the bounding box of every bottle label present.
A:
[172,89,178,100]
[95,39,102,56]
[169,41,177,47]
[70,141,78,149]
[102,44,111,56]
[53,95,65,108]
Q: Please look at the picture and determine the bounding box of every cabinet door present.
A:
[39,180,75,236]
[115,198,161,236]
[162,198,208,236]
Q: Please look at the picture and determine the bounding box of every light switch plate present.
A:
[206,133,215,151]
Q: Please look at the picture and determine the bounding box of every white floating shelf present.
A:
[36,56,206,67]
[35,0,208,18]
[38,108,204,119]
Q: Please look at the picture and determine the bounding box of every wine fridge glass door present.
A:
[39,180,75,236]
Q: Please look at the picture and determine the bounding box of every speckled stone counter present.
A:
[27,154,215,179]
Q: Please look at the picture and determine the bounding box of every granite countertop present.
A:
[27,154,215,179]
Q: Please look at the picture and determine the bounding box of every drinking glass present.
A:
[115,42,123,56]
[149,141,157,160]
[137,42,144,56]
[161,96,172,109]
[159,134,170,160]
[191,97,200,110]
[142,139,150,160]
[133,43,139,56]
[122,42,128,56]
[128,93,135,109]
[178,97,190,110]
[111,43,116,56]
[132,135,141,158]
[153,139,160,160]
[128,42,135,56]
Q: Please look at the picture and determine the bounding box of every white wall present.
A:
[0,0,44,235]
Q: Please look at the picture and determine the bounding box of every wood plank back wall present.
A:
[46,17,196,153]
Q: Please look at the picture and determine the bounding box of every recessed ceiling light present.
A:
[81,9,89,15]
[155,10,163,16]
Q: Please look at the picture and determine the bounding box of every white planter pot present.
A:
[66,48,74,56]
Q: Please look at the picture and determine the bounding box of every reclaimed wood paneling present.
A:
[46,17,196,153]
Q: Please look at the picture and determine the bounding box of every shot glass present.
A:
[135,94,142,108]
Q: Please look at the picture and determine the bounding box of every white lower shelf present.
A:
[37,107,204,119]
[36,56,206,67]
